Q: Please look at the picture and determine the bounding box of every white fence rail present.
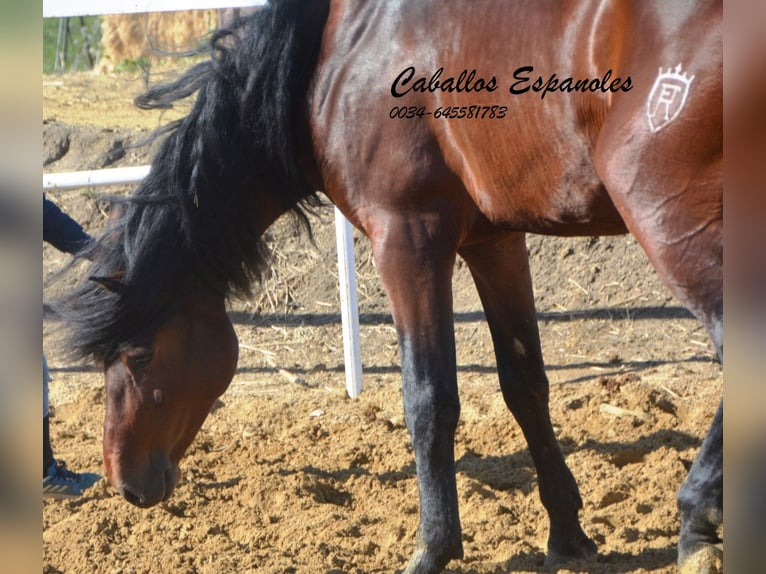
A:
[43,0,364,398]
[43,166,151,190]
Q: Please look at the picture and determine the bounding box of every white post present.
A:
[334,207,363,398]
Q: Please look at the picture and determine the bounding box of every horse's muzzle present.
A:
[115,466,180,508]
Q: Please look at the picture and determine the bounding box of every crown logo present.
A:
[646,63,695,133]
[659,64,695,85]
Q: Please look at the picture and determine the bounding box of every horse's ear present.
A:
[89,275,127,295]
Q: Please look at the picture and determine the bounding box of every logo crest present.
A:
[646,64,695,133]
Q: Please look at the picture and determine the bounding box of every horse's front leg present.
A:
[370,212,463,574]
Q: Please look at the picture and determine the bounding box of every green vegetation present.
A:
[113,57,152,74]
[43,17,102,74]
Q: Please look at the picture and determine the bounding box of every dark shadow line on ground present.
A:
[49,355,716,383]
[44,304,694,325]
[223,305,694,327]
[227,354,715,379]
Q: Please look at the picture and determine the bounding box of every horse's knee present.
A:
[402,383,459,433]
[499,377,549,421]
[402,385,460,439]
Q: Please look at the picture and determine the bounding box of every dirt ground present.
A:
[42,72,722,574]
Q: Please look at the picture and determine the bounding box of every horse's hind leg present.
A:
[595,89,723,569]
[370,211,463,573]
[460,232,597,565]
[600,184,723,570]
[596,178,723,569]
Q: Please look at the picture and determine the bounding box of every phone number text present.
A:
[389,105,508,120]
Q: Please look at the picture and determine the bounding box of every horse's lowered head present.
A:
[79,264,238,508]
[92,279,238,507]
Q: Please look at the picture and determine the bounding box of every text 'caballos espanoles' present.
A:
[390,66,633,101]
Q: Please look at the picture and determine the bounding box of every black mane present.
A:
[59,0,329,364]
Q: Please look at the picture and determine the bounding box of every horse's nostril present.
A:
[120,484,145,507]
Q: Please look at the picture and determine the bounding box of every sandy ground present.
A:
[42,72,721,574]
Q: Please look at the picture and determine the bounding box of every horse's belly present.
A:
[471,182,627,237]
[438,125,627,236]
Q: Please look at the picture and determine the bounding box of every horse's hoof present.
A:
[401,541,462,574]
[679,544,723,574]
[543,550,596,570]
[544,536,598,569]
[401,547,439,574]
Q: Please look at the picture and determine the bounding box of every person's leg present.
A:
[43,354,54,476]
[42,354,95,499]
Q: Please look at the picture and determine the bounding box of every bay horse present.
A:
[60,1,722,572]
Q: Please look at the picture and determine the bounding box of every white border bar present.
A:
[44,0,266,18]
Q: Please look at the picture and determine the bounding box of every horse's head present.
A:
[99,287,238,507]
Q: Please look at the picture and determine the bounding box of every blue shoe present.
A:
[43,460,100,499]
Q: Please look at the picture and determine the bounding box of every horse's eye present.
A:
[128,352,154,371]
